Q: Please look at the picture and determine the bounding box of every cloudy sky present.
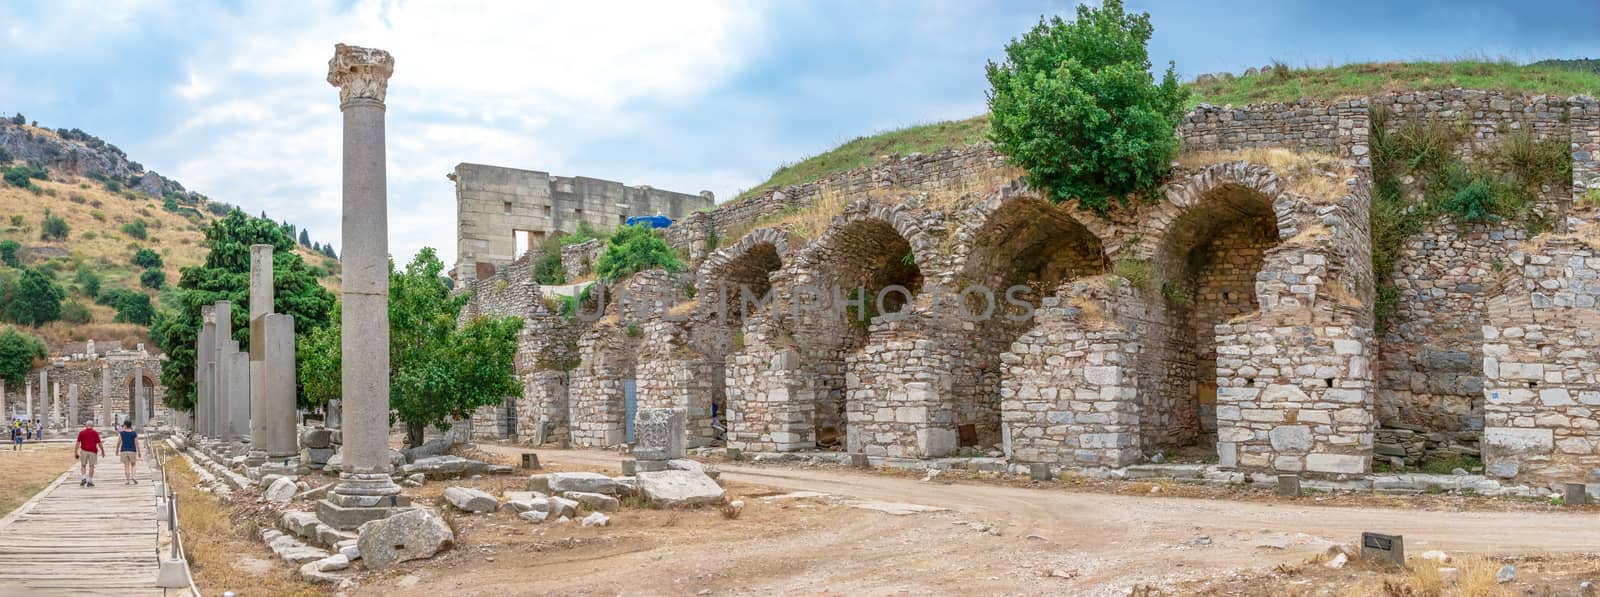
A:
[1,0,1594,266]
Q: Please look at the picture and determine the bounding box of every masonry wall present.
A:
[8,357,164,426]
[1481,238,1600,482]
[453,162,712,283]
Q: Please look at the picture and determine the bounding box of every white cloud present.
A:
[164,0,764,268]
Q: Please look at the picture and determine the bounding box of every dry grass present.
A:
[1175,147,1352,200]
[165,449,324,597]
[0,444,75,517]
[1335,554,1514,597]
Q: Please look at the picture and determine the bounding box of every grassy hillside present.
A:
[0,126,339,350]
[733,60,1600,203]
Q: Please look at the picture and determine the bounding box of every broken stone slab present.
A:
[548,496,579,518]
[261,528,331,564]
[563,491,620,512]
[581,512,610,527]
[518,510,549,523]
[527,474,552,493]
[403,455,493,478]
[443,487,498,513]
[314,553,350,572]
[840,500,946,516]
[500,498,549,514]
[358,508,455,568]
[299,560,342,584]
[547,472,621,495]
[665,459,706,474]
[264,477,298,504]
[637,470,724,507]
[403,437,454,463]
[338,543,360,561]
[281,511,322,537]
[501,490,545,502]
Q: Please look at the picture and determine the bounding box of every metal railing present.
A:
[151,437,202,597]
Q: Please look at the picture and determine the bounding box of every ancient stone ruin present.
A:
[458,89,1600,489]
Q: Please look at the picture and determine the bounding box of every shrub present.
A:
[74,267,101,298]
[1112,257,1156,290]
[7,215,20,227]
[532,237,566,285]
[3,166,36,188]
[1444,178,1498,223]
[131,247,162,270]
[139,268,165,289]
[594,224,685,282]
[560,220,602,246]
[39,210,68,241]
[60,300,92,324]
[0,326,48,386]
[120,219,148,240]
[95,288,153,325]
[90,209,105,222]
[985,0,1188,215]
[0,241,17,267]
[1,267,65,326]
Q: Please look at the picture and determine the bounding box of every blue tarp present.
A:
[626,215,673,229]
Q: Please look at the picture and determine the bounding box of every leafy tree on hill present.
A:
[152,210,336,412]
[320,244,337,259]
[0,326,47,387]
[39,209,69,241]
[140,269,165,289]
[985,0,1188,215]
[96,288,153,325]
[0,241,19,267]
[298,248,522,447]
[594,223,685,282]
[74,267,101,298]
[298,229,311,246]
[60,300,91,324]
[0,267,65,326]
[131,248,163,270]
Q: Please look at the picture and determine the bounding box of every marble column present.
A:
[262,314,298,460]
[225,348,249,440]
[37,370,46,426]
[100,364,112,427]
[320,43,406,529]
[67,384,78,427]
[24,382,31,422]
[50,381,60,429]
[134,368,147,430]
[213,301,234,440]
[198,305,216,437]
[248,244,273,464]
[0,379,6,420]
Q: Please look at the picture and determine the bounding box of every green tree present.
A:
[0,326,47,387]
[60,300,92,324]
[131,248,163,270]
[298,248,522,447]
[297,303,341,410]
[139,269,165,289]
[120,219,148,240]
[39,210,69,241]
[532,237,566,285]
[594,223,685,282]
[985,0,1188,215]
[298,228,311,246]
[96,288,154,325]
[0,240,19,267]
[1,267,65,326]
[151,210,336,412]
[74,267,101,298]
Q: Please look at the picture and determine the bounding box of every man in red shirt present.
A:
[75,420,104,487]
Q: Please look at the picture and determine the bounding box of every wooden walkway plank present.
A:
[0,457,175,595]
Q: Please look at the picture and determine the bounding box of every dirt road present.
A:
[369,446,1600,596]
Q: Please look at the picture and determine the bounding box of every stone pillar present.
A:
[0,379,6,421]
[248,244,273,464]
[100,364,112,428]
[319,43,407,530]
[134,367,147,430]
[37,370,46,427]
[67,384,78,428]
[212,301,234,440]
[262,314,298,460]
[50,381,60,430]
[225,348,250,441]
[198,305,216,437]
[24,382,31,422]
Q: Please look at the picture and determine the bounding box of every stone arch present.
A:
[120,370,158,425]
[954,186,1110,449]
[697,227,790,323]
[1137,162,1288,455]
[780,201,938,450]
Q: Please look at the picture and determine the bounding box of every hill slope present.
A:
[0,119,340,351]
[734,60,1600,202]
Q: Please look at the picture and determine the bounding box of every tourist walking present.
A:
[74,420,104,487]
[117,420,139,485]
[9,422,19,450]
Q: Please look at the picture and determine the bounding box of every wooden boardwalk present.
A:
[0,458,170,595]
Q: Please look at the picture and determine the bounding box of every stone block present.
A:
[1484,427,1553,455]
[1305,453,1366,474]
[357,508,455,568]
[547,472,620,495]
[637,470,725,507]
[634,408,686,460]
[563,491,620,512]
[443,487,498,513]
[1269,425,1312,452]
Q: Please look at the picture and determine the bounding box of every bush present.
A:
[3,166,37,188]
[139,268,165,289]
[594,224,685,282]
[131,247,163,269]
[96,288,153,325]
[532,238,566,285]
[39,210,68,241]
[0,241,17,267]
[985,0,1188,215]
[0,267,65,326]
[60,300,91,324]
[7,215,20,227]
[560,220,602,246]
[0,326,47,386]
[120,219,148,240]
[74,267,101,298]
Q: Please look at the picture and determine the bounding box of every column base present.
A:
[316,498,413,530]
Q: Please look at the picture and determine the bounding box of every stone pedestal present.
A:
[318,43,405,529]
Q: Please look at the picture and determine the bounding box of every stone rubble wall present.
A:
[560,239,602,280]
[1481,237,1600,482]
[1178,98,1369,161]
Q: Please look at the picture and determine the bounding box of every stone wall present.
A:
[560,239,603,280]
[451,162,712,283]
[6,357,164,426]
[1178,98,1368,161]
[1481,236,1600,482]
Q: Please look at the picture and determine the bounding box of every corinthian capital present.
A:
[327,43,395,104]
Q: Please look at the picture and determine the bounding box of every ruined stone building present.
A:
[450,163,714,283]
[456,89,1600,488]
[3,340,164,427]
